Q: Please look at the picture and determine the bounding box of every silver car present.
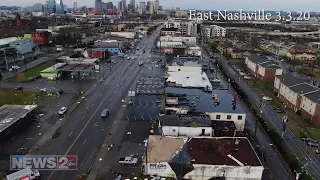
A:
[101,109,109,118]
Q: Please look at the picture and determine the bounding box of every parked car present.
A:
[243,76,251,80]
[38,88,47,92]
[308,141,319,147]
[262,96,272,101]
[127,57,131,60]
[119,156,138,165]
[273,107,283,113]
[15,86,23,91]
[155,64,159,68]
[239,72,246,76]
[101,109,109,118]
[58,107,67,115]
[138,61,143,66]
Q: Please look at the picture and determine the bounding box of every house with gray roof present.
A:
[245,54,283,83]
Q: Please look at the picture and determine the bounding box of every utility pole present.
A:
[281,114,288,138]
[255,98,263,138]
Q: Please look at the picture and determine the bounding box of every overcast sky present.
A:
[2,0,319,12]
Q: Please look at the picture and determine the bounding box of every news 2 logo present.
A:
[10,155,78,170]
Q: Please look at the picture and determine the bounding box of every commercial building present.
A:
[73,2,77,10]
[154,0,159,11]
[139,1,146,13]
[159,115,213,137]
[147,1,154,14]
[0,105,38,141]
[245,54,283,83]
[93,40,122,54]
[185,46,202,57]
[55,0,64,14]
[40,63,66,80]
[166,71,212,91]
[166,58,202,72]
[159,36,197,46]
[95,0,102,11]
[33,3,44,12]
[161,28,181,37]
[87,47,110,57]
[144,135,264,180]
[273,74,320,124]
[205,25,227,37]
[164,21,198,36]
[164,87,246,131]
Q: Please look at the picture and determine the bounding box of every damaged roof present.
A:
[188,137,262,166]
[160,114,212,127]
[146,135,186,163]
[146,136,262,166]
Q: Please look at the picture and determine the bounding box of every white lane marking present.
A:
[91,104,94,107]
[142,115,145,121]
[69,131,73,136]
[82,116,85,119]
[82,139,86,145]
[134,116,136,121]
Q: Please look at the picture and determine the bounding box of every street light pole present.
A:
[255,99,263,138]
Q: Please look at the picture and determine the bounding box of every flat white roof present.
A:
[188,46,201,50]
[57,56,99,63]
[41,63,66,72]
[0,37,19,46]
[166,71,212,89]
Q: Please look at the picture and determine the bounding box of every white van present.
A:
[6,168,40,180]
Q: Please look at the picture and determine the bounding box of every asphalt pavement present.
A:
[30,27,162,180]
[218,54,320,179]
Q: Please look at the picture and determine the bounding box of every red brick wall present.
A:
[296,95,302,110]
[263,68,276,83]
[312,104,320,125]
[278,94,296,110]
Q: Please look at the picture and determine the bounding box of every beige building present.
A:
[286,51,316,61]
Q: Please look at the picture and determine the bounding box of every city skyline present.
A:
[1,0,320,12]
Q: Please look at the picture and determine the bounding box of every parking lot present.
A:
[136,76,164,95]
[125,95,161,122]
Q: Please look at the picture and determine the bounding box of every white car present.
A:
[131,57,135,60]
[38,88,47,92]
[239,72,246,76]
[59,107,67,115]
[243,76,251,80]
[127,57,131,60]
[139,61,143,66]
[262,96,272,101]
[155,64,159,68]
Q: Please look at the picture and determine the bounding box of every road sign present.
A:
[128,91,135,97]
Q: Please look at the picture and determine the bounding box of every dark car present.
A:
[273,107,283,113]
[15,86,23,91]
[101,109,110,118]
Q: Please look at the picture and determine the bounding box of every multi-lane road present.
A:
[219,55,320,179]
[30,27,161,180]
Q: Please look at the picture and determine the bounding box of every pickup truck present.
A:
[119,156,138,165]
